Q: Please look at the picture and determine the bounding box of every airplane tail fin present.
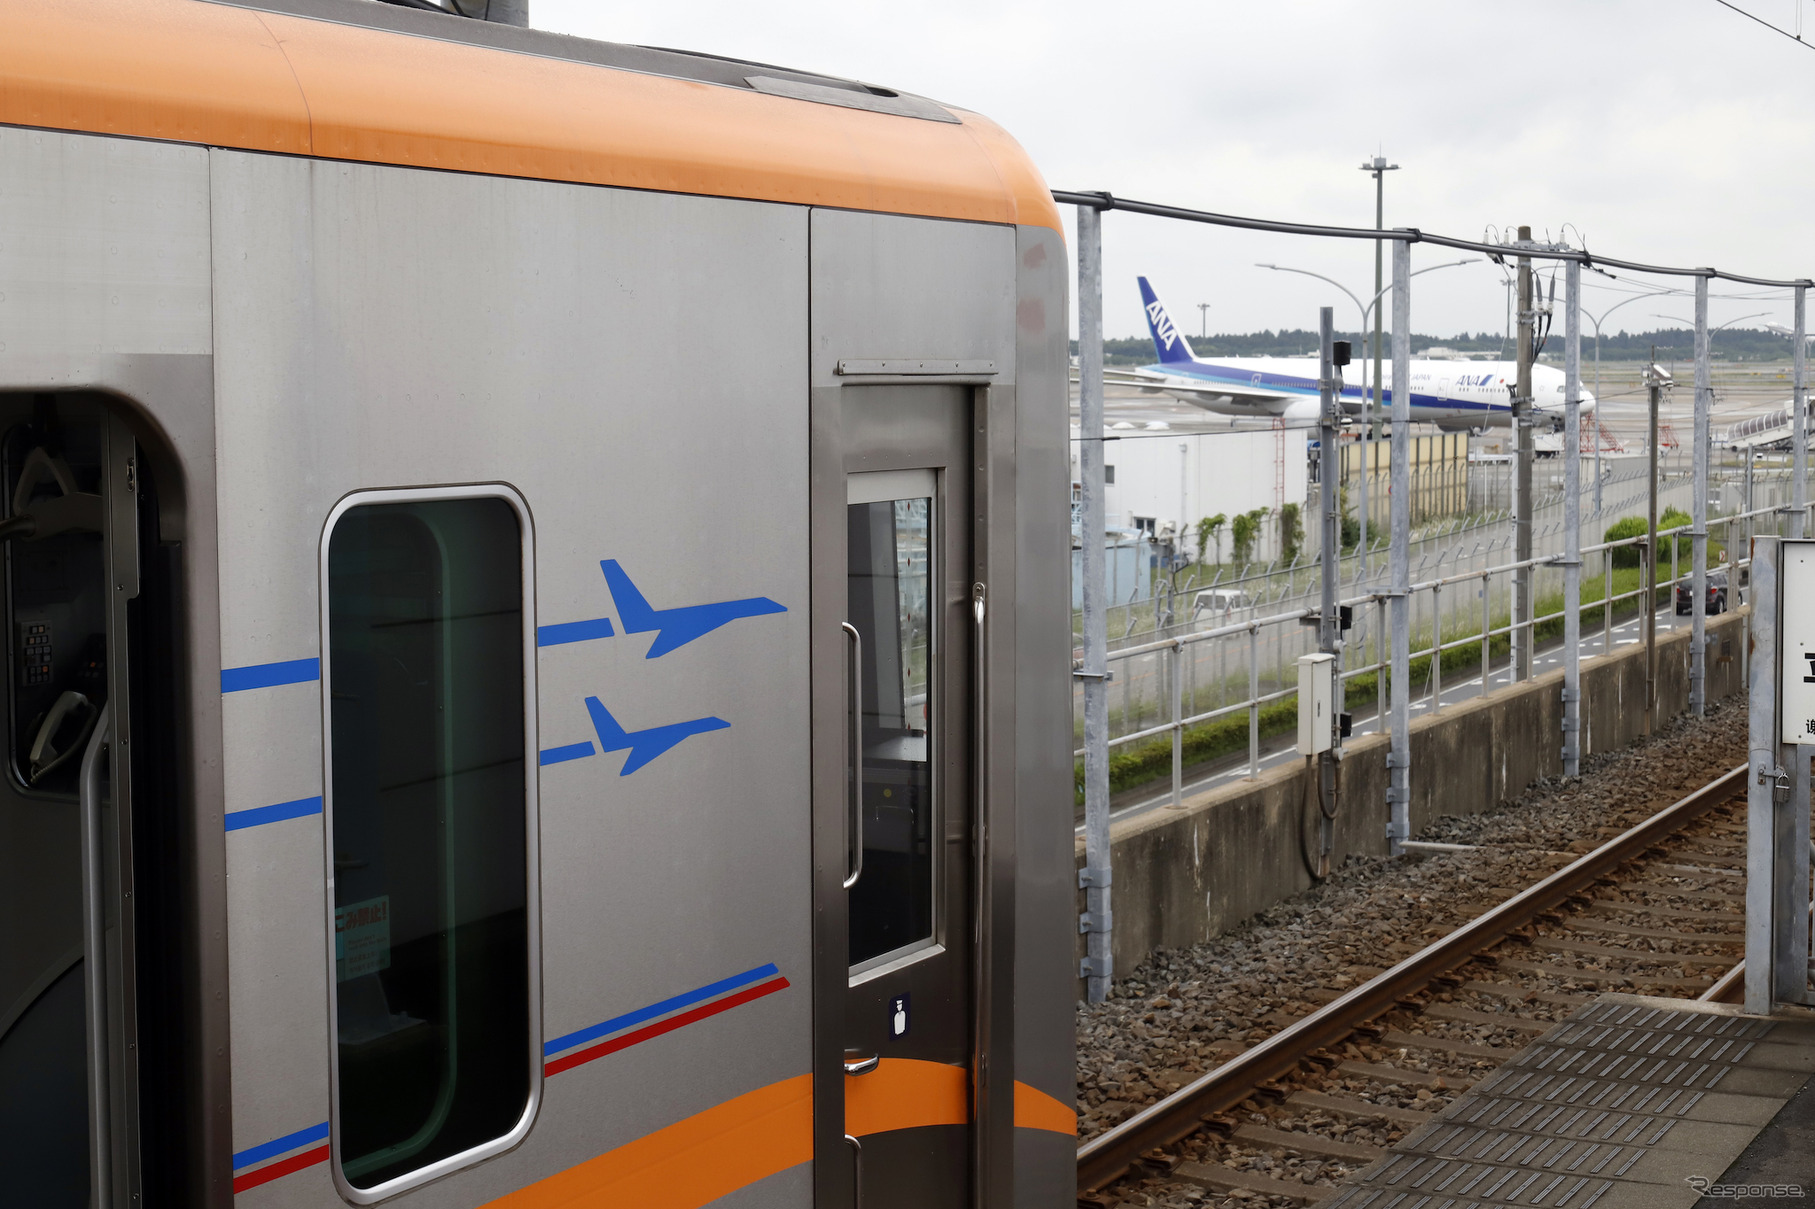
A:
[1137,277,1198,365]
[583,696,629,748]
[599,560,656,632]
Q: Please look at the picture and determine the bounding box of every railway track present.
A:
[1077,764,1752,1206]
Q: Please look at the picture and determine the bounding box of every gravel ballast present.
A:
[1076,699,1749,1206]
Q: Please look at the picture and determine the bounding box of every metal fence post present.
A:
[1430,581,1442,712]
[1170,642,1183,810]
[1075,202,1113,1002]
[1480,571,1490,698]
[1796,284,1808,541]
[1376,597,1387,726]
[1603,551,1612,659]
[1562,260,1583,775]
[1387,239,1412,853]
[1665,513,1678,619]
[1247,624,1260,777]
[1691,275,1710,715]
[1746,535,1779,1015]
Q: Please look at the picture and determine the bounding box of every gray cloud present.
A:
[535,0,1815,339]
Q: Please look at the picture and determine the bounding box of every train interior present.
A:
[0,392,187,1206]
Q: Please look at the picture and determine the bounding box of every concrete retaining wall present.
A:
[1076,608,1749,994]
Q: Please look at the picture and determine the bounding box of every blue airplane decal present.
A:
[600,559,787,658]
[585,696,729,776]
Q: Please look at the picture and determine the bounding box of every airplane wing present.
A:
[1086,366,1309,416]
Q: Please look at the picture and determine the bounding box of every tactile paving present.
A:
[1322,994,1815,1209]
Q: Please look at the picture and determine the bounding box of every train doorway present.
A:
[0,395,180,1208]
[816,384,980,1208]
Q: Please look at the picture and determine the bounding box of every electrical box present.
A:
[1780,540,1815,745]
[1297,652,1334,756]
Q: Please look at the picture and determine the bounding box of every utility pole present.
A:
[1561,259,1582,777]
[1512,227,1535,681]
[1317,309,1346,875]
[1795,284,1808,540]
[1644,350,1663,737]
[1197,303,1211,340]
[1387,240,1412,854]
[1076,204,1112,1003]
[1690,276,1710,717]
[1360,156,1400,587]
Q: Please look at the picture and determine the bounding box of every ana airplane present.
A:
[600,558,787,658]
[584,696,729,776]
[1113,278,1594,431]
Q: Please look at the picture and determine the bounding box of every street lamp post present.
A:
[1646,310,1773,516]
[1581,288,1676,515]
[1649,310,1772,335]
[1256,257,1481,584]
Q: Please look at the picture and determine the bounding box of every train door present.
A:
[817,384,981,1208]
[0,396,175,1207]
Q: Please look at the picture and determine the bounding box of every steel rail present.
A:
[1076,763,1747,1191]
[1700,961,1747,1003]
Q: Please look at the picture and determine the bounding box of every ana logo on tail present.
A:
[1147,301,1179,352]
[600,560,787,659]
[584,696,728,776]
[1136,277,1196,365]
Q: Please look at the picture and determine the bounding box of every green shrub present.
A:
[1604,507,1691,568]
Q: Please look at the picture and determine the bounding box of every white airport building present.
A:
[1071,405,1310,567]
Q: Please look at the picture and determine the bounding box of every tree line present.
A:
[1076,327,1802,367]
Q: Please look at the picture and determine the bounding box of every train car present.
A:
[0,1,1075,1205]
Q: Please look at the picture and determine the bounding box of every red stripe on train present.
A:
[545,977,790,1077]
[232,1143,330,1193]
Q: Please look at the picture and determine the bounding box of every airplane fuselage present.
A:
[1137,356,1590,429]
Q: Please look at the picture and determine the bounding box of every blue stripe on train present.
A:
[232,1120,330,1171]
[544,962,782,1057]
[224,796,323,832]
[220,658,320,693]
[537,617,616,646]
[539,741,596,766]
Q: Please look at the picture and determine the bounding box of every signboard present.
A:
[335,894,392,983]
[1780,540,1815,745]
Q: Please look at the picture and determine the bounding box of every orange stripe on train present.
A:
[482,1075,813,1209]
[845,1057,968,1135]
[845,1059,1077,1136]
[2,0,1061,234]
[482,1068,1072,1208]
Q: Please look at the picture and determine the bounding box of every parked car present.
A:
[1675,570,1730,615]
[1193,589,1255,619]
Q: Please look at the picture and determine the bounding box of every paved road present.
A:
[1075,600,1726,835]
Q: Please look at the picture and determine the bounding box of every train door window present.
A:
[847,470,937,972]
[321,487,539,1201]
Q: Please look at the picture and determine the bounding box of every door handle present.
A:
[971,581,990,1208]
[841,622,864,890]
[844,1133,863,1209]
[972,581,989,947]
[842,1050,880,1076]
[79,702,112,1208]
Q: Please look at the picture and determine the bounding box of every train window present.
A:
[847,472,936,970]
[322,488,539,1200]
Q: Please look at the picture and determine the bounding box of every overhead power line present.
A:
[1710,0,1815,50]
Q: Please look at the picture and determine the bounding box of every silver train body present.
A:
[0,1,1076,1205]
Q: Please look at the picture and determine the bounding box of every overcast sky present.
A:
[535,0,1815,343]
